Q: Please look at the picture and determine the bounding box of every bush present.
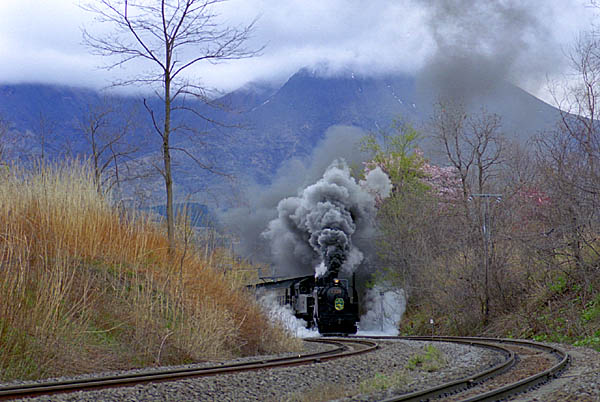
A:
[405,345,447,372]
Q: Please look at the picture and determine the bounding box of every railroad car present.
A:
[252,271,359,335]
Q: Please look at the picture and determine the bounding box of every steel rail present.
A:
[352,335,568,402]
[0,338,377,401]
[447,337,569,402]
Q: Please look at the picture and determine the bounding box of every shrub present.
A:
[406,345,447,372]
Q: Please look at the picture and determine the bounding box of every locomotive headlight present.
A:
[333,278,340,285]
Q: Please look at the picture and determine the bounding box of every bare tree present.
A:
[533,31,600,295]
[31,111,59,162]
[431,102,504,208]
[82,0,260,249]
[430,102,505,325]
[550,33,600,187]
[76,96,142,194]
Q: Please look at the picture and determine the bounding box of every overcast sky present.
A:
[0,0,596,104]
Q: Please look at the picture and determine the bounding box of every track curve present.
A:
[352,335,569,402]
[0,336,569,401]
[0,338,377,401]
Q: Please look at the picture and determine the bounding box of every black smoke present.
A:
[263,159,390,278]
[416,0,563,105]
[220,125,371,276]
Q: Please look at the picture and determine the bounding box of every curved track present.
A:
[355,335,569,402]
[0,336,569,401]
[0,338,377,401]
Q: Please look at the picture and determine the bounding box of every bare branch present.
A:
[169,145,231,178]
[82,0,261,250]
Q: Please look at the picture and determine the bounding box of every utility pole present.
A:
[380,291,385,332]
[469,193,502,326]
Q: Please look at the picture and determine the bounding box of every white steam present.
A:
[359,286,406,335]
[263,159,391,277]
[259,292,318,338]
[314,261,327,277]
[360,166,392,200]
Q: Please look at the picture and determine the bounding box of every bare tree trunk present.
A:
[91,129,101,194]
[82,0,260,252]
[164,74,175,250]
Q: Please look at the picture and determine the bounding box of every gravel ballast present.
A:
[508,343,600,402]
[6,339,599,401]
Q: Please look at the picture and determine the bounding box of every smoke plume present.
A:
[416,0,563,105]
[220,125,371,276]
[263,159,391,277]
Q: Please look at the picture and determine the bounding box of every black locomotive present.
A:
[312,269,359,334]
[252,269,359,335]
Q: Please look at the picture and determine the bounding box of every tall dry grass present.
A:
[0,160,299,381]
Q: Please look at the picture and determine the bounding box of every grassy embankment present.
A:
[0,161,299,381]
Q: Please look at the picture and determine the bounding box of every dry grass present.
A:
[279,383,350,402]
[0,160,300,381]
[277,371,409,402]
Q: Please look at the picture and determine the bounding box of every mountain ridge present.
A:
[0,69,563,200]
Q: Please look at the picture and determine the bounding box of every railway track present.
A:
[0,338,377,401]
[355,335,569,402]
[0,336,569,401]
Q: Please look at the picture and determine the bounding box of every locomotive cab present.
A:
[313,275,358,334]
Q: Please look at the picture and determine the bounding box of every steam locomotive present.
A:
[252,269,359,335]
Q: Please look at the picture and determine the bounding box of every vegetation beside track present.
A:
[364,105,600,351]
[0,160,300,381]
[280,344,446,402]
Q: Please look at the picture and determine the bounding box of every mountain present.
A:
[183,68,561,183]
[0,69,563,198]
[0,83,158,160]
[0,84,101,129]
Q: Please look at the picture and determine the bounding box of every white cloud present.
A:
[0,0,596,102]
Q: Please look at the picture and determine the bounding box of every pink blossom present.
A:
[363,149,462,204]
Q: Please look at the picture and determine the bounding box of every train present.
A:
[252,269,360,335]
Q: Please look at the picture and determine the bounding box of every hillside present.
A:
[0,69,563,200]
[0,161,298,381]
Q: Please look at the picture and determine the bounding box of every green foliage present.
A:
[0,320,37,378]
[532,333,570,343]
[573,331,600,351]
[366,266,402,289]
[523,288,600,352]
[358,371,408,393]
[533,332,600,352]
[405,345,447,372]
[86,324,121,347]
[360,119,420,157]
[582,295,600,323]
[361,119,442,310]
[548,275,567,294]
[360,119,427,190]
